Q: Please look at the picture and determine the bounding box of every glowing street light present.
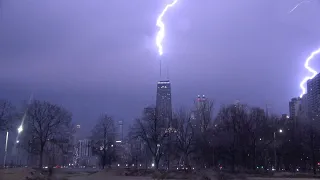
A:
[273,128,284,171]
[18,125,23,134]
[4,124,23,167]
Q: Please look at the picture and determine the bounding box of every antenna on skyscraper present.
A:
[160,59,162,78]
[166,63,169,80]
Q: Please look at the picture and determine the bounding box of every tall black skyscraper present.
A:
[156,80,172,121]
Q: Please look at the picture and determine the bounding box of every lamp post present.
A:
[3,130,9,168]
[3,125,23,167]
[273,129,283,171]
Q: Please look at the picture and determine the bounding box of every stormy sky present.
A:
[0,0,320,135]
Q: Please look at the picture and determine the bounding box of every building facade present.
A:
[289,97,301,118]
[117,121,123,143]
[289,94,308,121]
[156,80,172,122]
[192,95,211,132]
[74,139,97,166]
[307,73,320,121]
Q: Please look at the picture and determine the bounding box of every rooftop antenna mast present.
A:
[166,62,169,80]
[160,59,162,78]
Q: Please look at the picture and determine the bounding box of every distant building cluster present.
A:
[72,120,124,167]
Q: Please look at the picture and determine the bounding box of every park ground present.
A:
[1,167,320,180]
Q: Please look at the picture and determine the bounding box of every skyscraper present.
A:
[289,96,308,120]
[156,80,172,122]
[78,139,92,158]
[192,95,211,132]
[307,73,320,121]
[289,97,301,118]
[117,120,123,143]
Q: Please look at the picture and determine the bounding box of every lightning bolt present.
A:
[290,0,320,97]
[288,0,312,14]
[156,0,179,56]
[299,48,320,97]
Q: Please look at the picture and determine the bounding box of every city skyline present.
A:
[1,0,320,135]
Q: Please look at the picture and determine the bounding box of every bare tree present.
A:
[215,103,250,171]
[22,100,73,168]
[91,114,116,169]
[301,117,320,174]
[175,109,195,169]
[194,98,214,133]
[131,106,169,169]
[247,107,271,170]
[126,136,145,168]
[0,99,15,132]
[192,99,214,167]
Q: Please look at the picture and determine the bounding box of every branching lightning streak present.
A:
[288,0,312,14]
[299,48,320,97]
[156,0,179,56]
[289,0,320,97]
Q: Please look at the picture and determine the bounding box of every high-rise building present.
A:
[78,139,92,158]
[74,139,99,167]
[156,80,172,122]
[192,95,211,132]
[195,95,206,108]
[117,121,123,143]
[307,73,320,121]
[144,107,156,117]
[289,97,301,118]
[300,94,308,120]
[289,96,308,120]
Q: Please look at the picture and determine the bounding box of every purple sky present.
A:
[0,0,320,134]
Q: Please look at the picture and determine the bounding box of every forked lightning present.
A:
[299,48,320,97]
[156,0,179,56]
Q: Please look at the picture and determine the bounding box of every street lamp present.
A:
[3,131,9,168]
[18,125,23,134]
[274,129,283,171]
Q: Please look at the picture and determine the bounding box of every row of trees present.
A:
[126,101,320,174]
[2,98,320,174]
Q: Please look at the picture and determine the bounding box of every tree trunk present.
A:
[312,143,317,175]
[167,155,170,170]
[155,156,160,169]
[252,141,256,170]
[39,149,43,169]
[212,148,215,168]
[184,153,191,171]
[231,149,235,172]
